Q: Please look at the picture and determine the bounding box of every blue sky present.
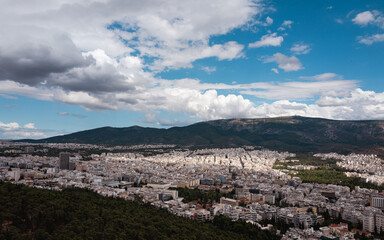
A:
[0,0,383,139]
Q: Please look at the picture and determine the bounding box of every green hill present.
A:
[0,182,278,240]
[16,116,384,155]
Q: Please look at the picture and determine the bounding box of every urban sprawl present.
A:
[1,142,384,240]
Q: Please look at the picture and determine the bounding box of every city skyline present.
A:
[1,0,384,139]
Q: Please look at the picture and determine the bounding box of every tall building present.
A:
[376,212,384,234]
[363,211,375,233]
[59,152,70,170]
[371,195,384,209]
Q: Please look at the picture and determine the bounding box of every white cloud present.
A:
[282,20,293,27]
[0,0,261,80]
[278,20,293,31]
[271,68,279,74]
[290,43,311,55]
[335,19,343,24]
[353,10,384,45]
[240,80,356,100]
[1,1,384,124]
[201,66,217,74]
[352,10,384,28]
[265,16,273,25]
[245,88,384,121]
[300,73,342,81]
[249,33,283,48]
[0,121,46,139]
[263,53,304,72]
[24,123,35,129]
[0,122,20,131]
[0,76,358,121]
[1,75,382,122]
[315,89,384,120]
[145,88,384,121]
[353,11,376,26]
[254,16,274,27]
[150,41,244,71]
[358,33,384,45]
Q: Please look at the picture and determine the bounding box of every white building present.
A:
[363,211,375,233]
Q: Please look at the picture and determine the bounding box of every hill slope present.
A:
[16,116,384,154]
[0,182,277,240]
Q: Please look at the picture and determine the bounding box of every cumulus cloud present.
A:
[0,0,270,124]
[291,43,311,55]
[140,88,384,121]
[265,16,273,25]
[0,76,358,118]
[0,0,260,82]
[150,41,244,71]
[243,89,384,121]
[358,33,384,45]
[0,26,90,85]
[315,89,384,119]
[0,121,46,139]
[262,53,304,72]
[353,11,376,26]
[254,16,274,27]
[249,33,283,48]
[352,10,384,28]
[1,0,383,125]
[353,10,384,45]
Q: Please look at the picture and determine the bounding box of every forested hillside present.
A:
[0,182,279,240]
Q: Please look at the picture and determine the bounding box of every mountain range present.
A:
[16,116,384,155]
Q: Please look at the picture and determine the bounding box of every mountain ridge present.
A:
[14,116,384,155]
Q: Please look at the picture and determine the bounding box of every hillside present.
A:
[16,116,384,155]
[0,182,278,240]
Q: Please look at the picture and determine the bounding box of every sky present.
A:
[0,0,384,139]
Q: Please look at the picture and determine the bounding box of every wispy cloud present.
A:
[58,112,87,119]
[201,66,216,74]
[0,93,18,99]
[278,20,293,31]
[335,19,343,24]
[291,43,311,55]
[300,73,343,81]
